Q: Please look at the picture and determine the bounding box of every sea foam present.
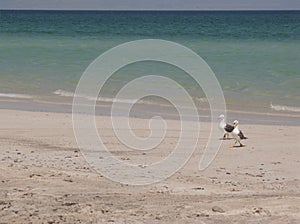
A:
[53,89,136,104]
[0,93,33,99]
[270,103,300,113]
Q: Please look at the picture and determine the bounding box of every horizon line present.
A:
[1,8,300,11]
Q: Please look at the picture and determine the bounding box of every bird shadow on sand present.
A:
[231,145,246,148]
[219,138,234,140]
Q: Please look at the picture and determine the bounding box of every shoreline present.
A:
[1,97,300,126]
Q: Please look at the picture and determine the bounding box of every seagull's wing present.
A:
[238,130,248,139]
[224,124,234,133]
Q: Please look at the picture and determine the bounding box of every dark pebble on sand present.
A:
[212,206,225,213]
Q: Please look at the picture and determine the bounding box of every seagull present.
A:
[218,114,234,139]
[231,120,248,147]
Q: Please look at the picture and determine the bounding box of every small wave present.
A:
[53,89,74,98]
[270,103,300,113]
[0,93,33,99]
[194,97,208,103]
[53,89,136,104]
[99,97,136,104]
[53,89,209,108]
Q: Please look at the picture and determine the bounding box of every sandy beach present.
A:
[0,109,299,223]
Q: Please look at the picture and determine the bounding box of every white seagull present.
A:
[218,114,234,140]
[231,120,248,147]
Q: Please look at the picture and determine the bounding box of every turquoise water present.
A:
[0,10,299,113]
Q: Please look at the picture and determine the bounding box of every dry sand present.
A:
[0,109,299,223]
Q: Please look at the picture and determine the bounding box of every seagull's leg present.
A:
[238,140,244,147]
[230,140,237,148]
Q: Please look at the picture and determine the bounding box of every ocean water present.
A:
[0,10,299,117]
